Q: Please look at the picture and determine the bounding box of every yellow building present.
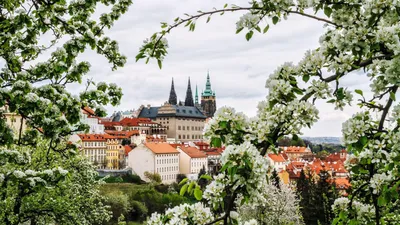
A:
[106,137,120,170]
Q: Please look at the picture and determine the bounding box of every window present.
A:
[183,126,185,130]
[187,126,189,130]
[183,135,185,139]
[178,135,181,139]
[178,126,181,130]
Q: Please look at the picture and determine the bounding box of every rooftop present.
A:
[180,146,208,158]
[144,142,179,154]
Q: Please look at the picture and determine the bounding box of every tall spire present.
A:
[168,78,177,105]
[184,77,194,106]
[195,84,199,105]
[202,70,215,97]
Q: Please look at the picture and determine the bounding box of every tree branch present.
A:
[378,85,398,130]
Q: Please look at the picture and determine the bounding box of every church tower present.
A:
[184,77,194,106]
[201,71,217,117]
[168,78,177,105]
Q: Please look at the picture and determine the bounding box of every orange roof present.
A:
[144,142,179,154]
[169,143,183,149]
[194,142,210,146]
[268,154,286,162]
[180,146,207,158]
[78,134,107,142]
[334,178,351,188]
[104,130,139,138]
[124,145,133,156]
[82,106,96,116]
[283,146,310,153]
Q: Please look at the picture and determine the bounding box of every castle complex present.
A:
[137,72,217,142]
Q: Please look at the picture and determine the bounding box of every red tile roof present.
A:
[180,146,207,158]
[78,134,107,142]
[144,142,179,154]
[268,154,286,162]
[104,130,139,138]
[194,142,210,146]
[82,106,96,116]
[124,145,133,156]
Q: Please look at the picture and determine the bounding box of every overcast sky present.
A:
[65,1,376,137]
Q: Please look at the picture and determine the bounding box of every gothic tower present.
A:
[168,78,177,105]
[184,77,194,106]
[201,71,217,117]
[195,85,199,105]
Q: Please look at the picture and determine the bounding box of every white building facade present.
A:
[127,143,179,184]
[177,146,208,180]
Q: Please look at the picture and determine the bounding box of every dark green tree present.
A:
[271,169,281,189]
[121,138,131,146]
[315,170,338,225]
[198,165,208,189]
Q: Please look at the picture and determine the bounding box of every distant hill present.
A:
[302,137,343,145]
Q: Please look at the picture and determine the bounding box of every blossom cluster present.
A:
[146,203,214,225]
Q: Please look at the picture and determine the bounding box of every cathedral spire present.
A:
[168,78,177,105]
[184,77,194,106]
[205,70,211,91]
[195,84,199,105]
[202,71,215,97]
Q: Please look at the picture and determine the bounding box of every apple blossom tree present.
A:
[0,0,132,224]
[138,0,400,224]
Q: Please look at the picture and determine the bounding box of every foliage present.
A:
[198,165,209,189]
[143,171,162,184]
[238,180,303,225]
[296,170,339,225]
[101,174,143,184]
[137,0,400,224]
[0,0,132,224]
[176,173,187,184]
[271,169,281,189]
[0,140,111,224]
[122,139,132,146]
[278,136,306,147]
[103,192,130,225]
[129,200,148,222]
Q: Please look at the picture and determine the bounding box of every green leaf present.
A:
[236,27,244,34]
[255,26,261,33]
[302,74,310,83]
[360,136,368,146]
[272,16,279,25]
[211,137,222,147]
[378,196,386,206]
[224,3,228,8]
[179,178,188,186]
[200,174,212,180]
[206,16,211,23]
[194,187,203,200]
[245,30,254,41]
[263,24,270,34]
[180,183,188,196]
[324,6,332,17]
[390,92,396,101]
[355,89,363,96]
[188,181,195,194]
[157,60,162,69]
[219,121,228,129]
[327,99,336,103]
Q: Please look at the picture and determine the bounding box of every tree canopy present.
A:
[138,0,400,224]
[0,0,132,224]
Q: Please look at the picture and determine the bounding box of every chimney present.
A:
[147,104,151,109]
